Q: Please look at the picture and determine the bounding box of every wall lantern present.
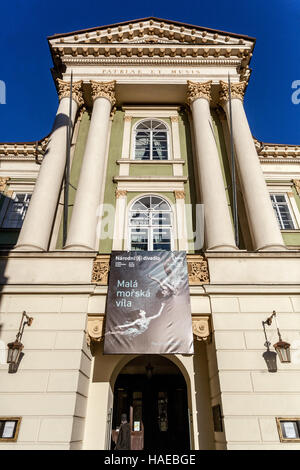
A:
[7,311,33,373]
[262,311,291,370]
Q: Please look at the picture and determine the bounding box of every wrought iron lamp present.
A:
[7,311,33,373]
[262,311,291,369]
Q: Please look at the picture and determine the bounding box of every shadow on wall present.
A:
[0,244,9,369]
[192,340,216,450]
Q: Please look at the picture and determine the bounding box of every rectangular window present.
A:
[0,193,31,229]
[270,194,295,230]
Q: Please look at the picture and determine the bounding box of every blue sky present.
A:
[0,0,299,143]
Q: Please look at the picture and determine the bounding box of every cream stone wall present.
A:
[210,292,300,450]
[0,292,92,449]
[1,277,300,449]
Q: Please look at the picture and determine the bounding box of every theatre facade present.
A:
[0,18,300,450]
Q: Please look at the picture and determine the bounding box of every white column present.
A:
[15,79,83,251]
[112,189,127,250]
[65,81,116,250]
[187,81,237,251]
[220,81,286,251]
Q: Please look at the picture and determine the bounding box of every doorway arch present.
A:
[111,355,190,451]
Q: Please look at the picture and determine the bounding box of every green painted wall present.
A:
[99,109,124,253]
[130,164,173,177]
[282,231,300,246]
[56,112,91,249]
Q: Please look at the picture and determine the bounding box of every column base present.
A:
[63,243,95,251]
[13,244,45,252]
[257,243,288,252]
[206,244,239,251]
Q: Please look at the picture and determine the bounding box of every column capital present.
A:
[115,189,127,198]
[0,177,10,193]
[187,80,212,106]
[56,79,84,107]
[219,80,247,106]
[174,190,185,199]
[293,179,300,196]
[90,80,116,106]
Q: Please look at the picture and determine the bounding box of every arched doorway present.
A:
[111,355,190,451]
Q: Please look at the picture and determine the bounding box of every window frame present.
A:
[132,118,171,161]
[0,191,31,230]
[127,195,174,252]
[270,193,298,230]
[276,417,300,442]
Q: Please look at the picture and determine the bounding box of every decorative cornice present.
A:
[115,189,127,198]
[0,137,49,160]
[254,139,300,163]
[192,316,211,342]
[187,80,212,105]
[49,19,255,49]
[56,78,84,106]
[90,80,116,106]
[174,190,185,199]
[0,177,10,193]
[219,80,247,106]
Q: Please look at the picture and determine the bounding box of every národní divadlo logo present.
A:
[291,80,300,104]
[0,80,6,104]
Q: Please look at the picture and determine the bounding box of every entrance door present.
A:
[111,356,190,451]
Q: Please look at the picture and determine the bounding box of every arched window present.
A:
[134,119,169,160]
[129,195,172,251]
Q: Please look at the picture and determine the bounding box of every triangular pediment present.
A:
[48,17,255,48]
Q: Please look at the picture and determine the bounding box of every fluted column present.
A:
[187,81,237,251]
[15,79,83,251]
[65,81,116,250]
[220,81,286,251]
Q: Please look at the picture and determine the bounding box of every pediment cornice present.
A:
[49,19,255,84]
[48,18,255,48]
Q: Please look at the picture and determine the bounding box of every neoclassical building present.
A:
[0,17,300,450]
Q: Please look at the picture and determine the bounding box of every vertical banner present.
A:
[104,251,194,354]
